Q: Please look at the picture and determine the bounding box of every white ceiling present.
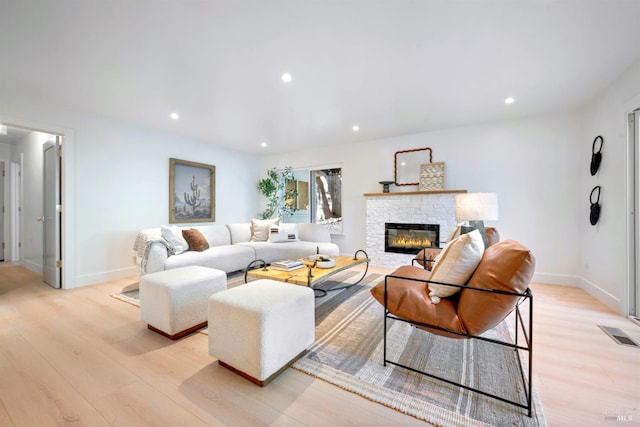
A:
[1,0,639,154]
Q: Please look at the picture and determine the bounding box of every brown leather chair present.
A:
[370,239,536,416]
[414,226,500,270]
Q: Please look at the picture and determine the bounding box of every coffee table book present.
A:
[270,260,305,271]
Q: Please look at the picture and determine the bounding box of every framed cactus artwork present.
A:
[169,158,216,223]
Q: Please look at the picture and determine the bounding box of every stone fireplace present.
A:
[364,190,465,268]
[384,222,440,254]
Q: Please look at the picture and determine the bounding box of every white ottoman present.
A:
[140,266,227,339]
[208,279,314,386]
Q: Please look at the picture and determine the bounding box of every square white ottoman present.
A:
[208,279,314,386]
[140,266,227,340]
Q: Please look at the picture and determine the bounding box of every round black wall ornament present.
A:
[590,135,604,176]
[590,185,601,226]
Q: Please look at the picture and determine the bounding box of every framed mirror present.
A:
[394,147,433,186]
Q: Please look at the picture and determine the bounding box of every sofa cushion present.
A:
[226,223,251,244]
[457,240,535,336]
[161,225,189,254]
[165,245,255,273]
[182,228,209,252]
[250,218,279,242]
[297,223,332,243]
[238,241,339,264]
[427,229,484,304]
[196,225,232,247]
[370,265,466,338]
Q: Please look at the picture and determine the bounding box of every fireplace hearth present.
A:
[384,223,440,254]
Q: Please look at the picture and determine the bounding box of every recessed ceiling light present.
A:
[352,125,360,132]
[170,112,179,120]
[504,97,515,105]
[261,142,268,148]
[281,73,293,83]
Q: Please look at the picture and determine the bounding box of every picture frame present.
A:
[418,162,445,191]
[169,158,215,223]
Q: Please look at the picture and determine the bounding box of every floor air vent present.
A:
[598,325,640,348]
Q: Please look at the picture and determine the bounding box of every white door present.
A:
[43,138,61,288]
[630,109,640,319]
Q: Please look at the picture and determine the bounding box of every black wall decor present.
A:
[590,185,601,226]
[590,135,604,176]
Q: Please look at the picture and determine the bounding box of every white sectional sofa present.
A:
[134,222,340,275]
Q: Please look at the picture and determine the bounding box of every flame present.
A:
[390,235,431,248]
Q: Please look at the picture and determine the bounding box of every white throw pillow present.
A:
[428,229,484,304]
[268,223,300,243]
[161,225,189,254]
[250,218,280,242]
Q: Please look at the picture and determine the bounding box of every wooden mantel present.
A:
[363,189,467,197]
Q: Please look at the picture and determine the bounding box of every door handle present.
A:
[36,216,45,222]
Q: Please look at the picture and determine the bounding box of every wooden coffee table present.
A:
[244,250,369,297]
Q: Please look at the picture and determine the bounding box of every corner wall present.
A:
[579,57,640,313]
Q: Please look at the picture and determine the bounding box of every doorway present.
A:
[0,123,63,287]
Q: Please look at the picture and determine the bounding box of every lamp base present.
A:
[461,220,489,249]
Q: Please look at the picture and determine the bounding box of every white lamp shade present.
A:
[455,193,499,221]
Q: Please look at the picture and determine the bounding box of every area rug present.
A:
[111,271,546,426]
[293,277,547,427]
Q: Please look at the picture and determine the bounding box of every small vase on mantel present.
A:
[379,181,394,193]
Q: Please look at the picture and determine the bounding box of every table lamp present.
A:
[455,192,499,248]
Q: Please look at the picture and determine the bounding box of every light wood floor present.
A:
[0,263,638,426]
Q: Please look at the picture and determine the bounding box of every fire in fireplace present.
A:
[384,222,440,254]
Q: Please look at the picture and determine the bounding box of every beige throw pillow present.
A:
[250,218,280,242]
[428,229,484,304]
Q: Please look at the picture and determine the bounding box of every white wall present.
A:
[0,97,260,288]
[261,112,583,284]
[579,57,640,313]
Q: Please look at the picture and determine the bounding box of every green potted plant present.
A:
[257,167,299,219]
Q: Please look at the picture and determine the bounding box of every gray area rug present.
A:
[294,272,547,426]
[112,270,546,426]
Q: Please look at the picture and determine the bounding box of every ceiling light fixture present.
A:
[0,124,6,135]
[170,112,179,120]
[504,97,515,105]
[352,125,360,132]
[281,73,293,83]
[261,142,268,148]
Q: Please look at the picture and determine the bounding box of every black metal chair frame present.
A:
[382,273,534,417]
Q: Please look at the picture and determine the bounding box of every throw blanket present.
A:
[132,229,172,274]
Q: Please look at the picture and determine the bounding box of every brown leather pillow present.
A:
[181,228,209,252]
[457,240,535,336]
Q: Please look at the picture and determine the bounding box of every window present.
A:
[310,167,342,233]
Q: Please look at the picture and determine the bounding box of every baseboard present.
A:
[533,272,623,314]
[19,259,42,274]
[578,277,622,313]
[73,266,138,288]
[531,272,581,286]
